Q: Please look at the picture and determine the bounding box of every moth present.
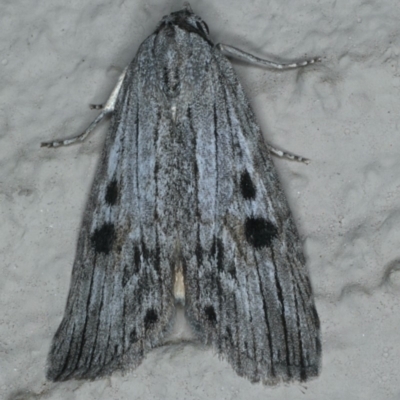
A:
[43,3,321,384]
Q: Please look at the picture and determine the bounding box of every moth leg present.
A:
[267,143,309,164]
[41,67,128,148]
[217,44,320,70]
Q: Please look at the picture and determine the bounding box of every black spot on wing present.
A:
[240,170,256,200]
[144,309,158,330]
[227,263,237,280]
[91,223,115,254]
[244,217,278,248]
[141,240,149,261]
[195,242,203,265]
[204,305,217,324]
[105,179,118,205]
[129,329,138,344]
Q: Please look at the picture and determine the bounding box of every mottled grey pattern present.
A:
[46,4,321,384]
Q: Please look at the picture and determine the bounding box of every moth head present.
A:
[155,3,211,40]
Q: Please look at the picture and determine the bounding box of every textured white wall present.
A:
[1,0,399,399]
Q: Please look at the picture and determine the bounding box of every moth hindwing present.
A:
[44,3,321,384]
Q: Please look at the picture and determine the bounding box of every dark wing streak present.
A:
[282,222,313,301]
[293,286,307,380]
[269,247,293,377]
[186,107,202,310]
[192,107,203,309]
[57,324,76,379]
[152,109,162,303]
[135,106,140,225]
[291,268,320,368]
[212,102,224,349]
[280,233,318,361]
[66,254,100,380]
[85,268,106,374]
[254,259,276,377]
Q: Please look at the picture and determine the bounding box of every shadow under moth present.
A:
[43,3,321,384]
